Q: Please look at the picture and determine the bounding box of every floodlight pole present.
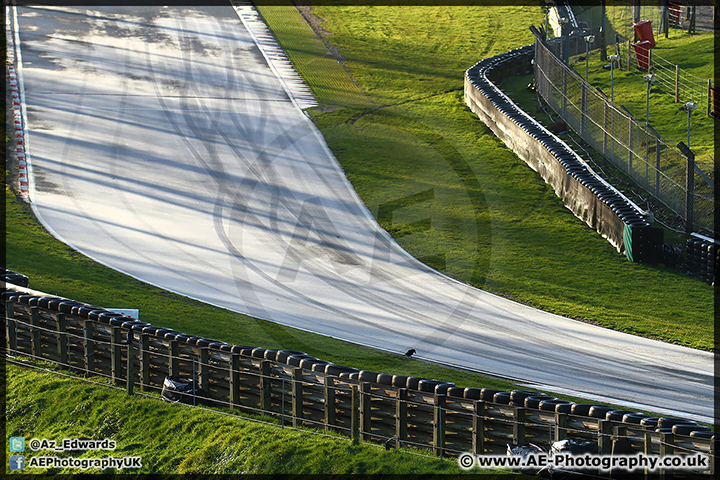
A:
[609,55,619,102]
[685,101,697,149]
[680,102,697,234]
[644,74,656,127]
[560,17,569,65]
[585,35,595,82]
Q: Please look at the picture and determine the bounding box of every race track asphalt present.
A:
[12,5,713,422]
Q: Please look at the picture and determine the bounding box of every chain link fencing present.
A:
[534,35,713,234]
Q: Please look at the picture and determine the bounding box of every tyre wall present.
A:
[464,45,651,254]
[685,233,718,285]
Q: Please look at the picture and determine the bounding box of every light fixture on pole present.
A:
[559,17,569,64]
[608,54,619,102]
[584,34,595,81]
[683,101,698,149]
[644,73,656,127]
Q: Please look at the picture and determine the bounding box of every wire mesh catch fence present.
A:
[535,36,713,234]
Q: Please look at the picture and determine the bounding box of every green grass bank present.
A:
[5,363,478,475]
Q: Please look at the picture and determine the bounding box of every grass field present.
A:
[5,363,474,475]
[254,4,713,351]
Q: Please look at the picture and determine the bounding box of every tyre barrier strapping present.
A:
[3,283,715,471]
[464,45,671,263]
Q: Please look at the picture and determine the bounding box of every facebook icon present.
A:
[10,455,25,470]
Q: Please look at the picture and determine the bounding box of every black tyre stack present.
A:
[685,233,717,285]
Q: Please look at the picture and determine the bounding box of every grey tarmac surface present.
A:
[12,5,713,422]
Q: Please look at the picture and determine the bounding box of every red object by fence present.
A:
[634,20,655,47]
[668,2,682,27]
[632,41,652,71]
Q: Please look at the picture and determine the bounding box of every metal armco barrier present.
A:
[3,285,715,477]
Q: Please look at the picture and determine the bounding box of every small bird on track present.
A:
[405,349,416,357]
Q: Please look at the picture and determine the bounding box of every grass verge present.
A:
[5,363,476,475]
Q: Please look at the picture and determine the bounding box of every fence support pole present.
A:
[562,67,567,117]
[199,347,209,392]
[710,437,717,477]
[259,360,271,412]
[644,431,653,478]
[57,313,67,369]
[513,407,526,445]
[598,419,613,454]
[396,388,408,447]
[351,385,360,445]
[433,394,446,457]
[685,148,695,234]
[291,368,303,427]
[659,432,675,480]
[126,331,134,395]
[609,425,628,478]
[83,320,94,375]
[472,401,485,454]
[707,79,712,116]
[656,138,662,198]
[30,306,41,360]
[581,82,587,137]
[602,100,609,155]
[6,301,17,355]
[111,326,123,386]
[675,65,680,102]
[169,339,179,378]
[230,353,240,408]
[140,333,150,391]
[600,2,607,61]
[627,40,631,71]
[628,122,634,177]
[613,425,627,454]
[324,376,335,432]
[360,382,371,441]
[555,412,568,442]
